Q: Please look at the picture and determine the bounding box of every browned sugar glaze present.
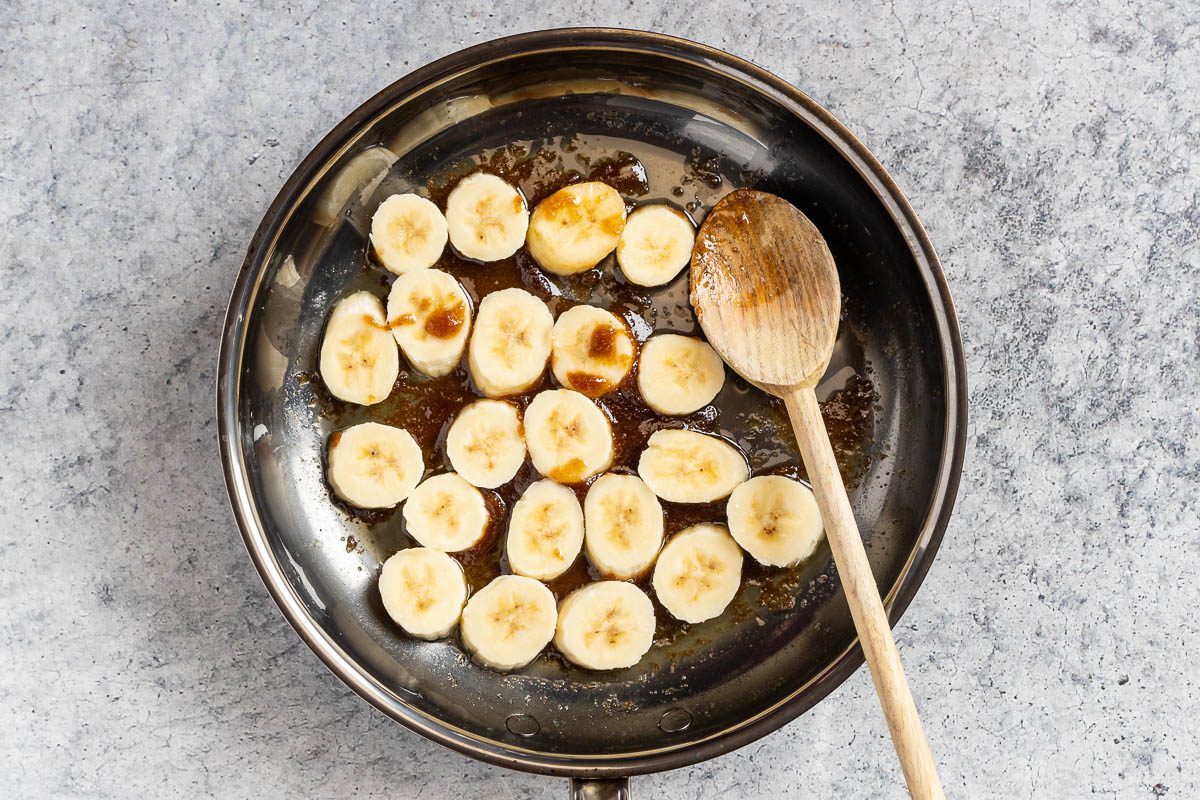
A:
[316,135,878,651]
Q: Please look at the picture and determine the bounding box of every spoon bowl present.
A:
[692,188,841,390]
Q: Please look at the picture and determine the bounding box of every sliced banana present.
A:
[652,524,743,623]
[445,399,526,489]
[370,193,448,274]
[445,172,529,261]
[583,473,664,579]
[468,288,554,397]
[616,204,695,287]
[524,389,614,483]
[526,181,627,275]
[327,422,423,509]
[637,334,726,415]
[637,429,749,503]
[554,581,656,670]
[386,268,472,377]
[319,291,400,405]
[726,475,824,567]
[550,305,637,397]
[402,473,490,552]
[378,547,468,639]
[460,574,557,671]
[505,480,585,581]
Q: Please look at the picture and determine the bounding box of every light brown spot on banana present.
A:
[641,234,673,262]
[599,495,637,549]
[493,599,528,638]
[529,505,566,554]
[464,431,501,470]
[661,446,719,486]
[362,447,401,482]
[472,197,506,239]
[585,606,627,647]
[673,553,721,600]
[753,498,787,538]
[494,317,530,367]
[547,411,582,449]
[429,493,460,530]
[338,331,378,373]
[387,214,429,246]
[403,565,437,611]
[665,351,703,388]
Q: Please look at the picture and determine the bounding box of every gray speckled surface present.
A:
[2,2,1197,798]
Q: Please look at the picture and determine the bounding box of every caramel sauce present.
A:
[315,134,879,654]
[583,151,651,197]
[424,300,466,339]
[361,313,389,331]
[544,555,599,600]
[429,143,582,208]
[546,458,587,485]
[814,374,878,489]
[600,210,625,236]
[537,186,585,222]
[565,372,611,395]
[588,325,617,358]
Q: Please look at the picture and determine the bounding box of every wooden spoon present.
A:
[692,189,945,800]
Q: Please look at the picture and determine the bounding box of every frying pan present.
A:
[217,28,967,797]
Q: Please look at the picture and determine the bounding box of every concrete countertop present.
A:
[2,2,1196,797]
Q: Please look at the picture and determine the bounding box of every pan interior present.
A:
[233,46,949,761]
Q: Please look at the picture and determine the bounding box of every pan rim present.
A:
[216,26,967,778]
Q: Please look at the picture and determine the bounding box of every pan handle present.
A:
[570,778,630,799]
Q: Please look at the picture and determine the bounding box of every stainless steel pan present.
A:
[217,28,966,797]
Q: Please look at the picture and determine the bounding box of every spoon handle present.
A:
[784,386,945,800]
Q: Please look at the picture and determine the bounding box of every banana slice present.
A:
[651,523,743,623]
[402,473,490,552]
[370,193,448,274]
[583,473,664,579]
[386,268,472,377]
[327,422,423,509]
[445,399,526,489]
[526,181,627,275]
[318,291,399,405]
[637,334,726,415]
[616,204,695,287]
[378,547,468,639]
[726,475,824,567]
[637,429,749,503]
[524,389,614,483]
[505,479,585,580]
[468,288,554,397]
[460,574,557,671]
[550,305,637,397]
[445,172,529,261]
[554,581,656,670]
